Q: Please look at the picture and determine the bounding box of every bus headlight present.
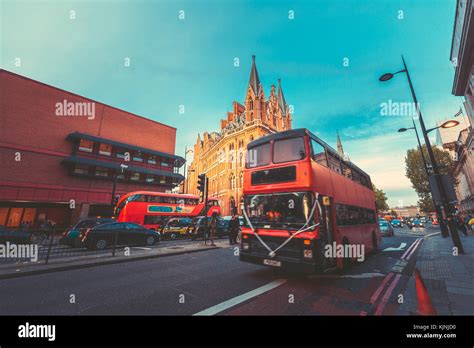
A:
[242,242,250,250]
[303,250,313,258]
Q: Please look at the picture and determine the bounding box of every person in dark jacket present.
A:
[209,212,218,246]
[228,213,240,245]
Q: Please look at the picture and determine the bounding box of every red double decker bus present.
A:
[115,191,221,230]
[240,128,380,272]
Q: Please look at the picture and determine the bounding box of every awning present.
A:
[62,156,184,182]
[66,132,185,167]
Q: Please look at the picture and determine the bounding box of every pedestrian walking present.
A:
[228,213,240,245]
[455,214,468,237]
[209,212,218,246]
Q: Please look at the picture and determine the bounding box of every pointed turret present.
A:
[277,78,287,116]
[336,130,344,157]
[248,55,261,96]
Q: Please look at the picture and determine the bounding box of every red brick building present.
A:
[0,69,184,228]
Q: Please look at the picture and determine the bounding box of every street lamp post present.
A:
[381,55,464,254]
[111,164,128,206]
[183,147,194,194]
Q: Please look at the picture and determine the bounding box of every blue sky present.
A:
[0,0,463,207]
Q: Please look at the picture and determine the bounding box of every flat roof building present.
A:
[0,69,184,228]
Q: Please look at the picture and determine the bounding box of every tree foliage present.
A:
[373,184,389,212]
[405,144,454,213]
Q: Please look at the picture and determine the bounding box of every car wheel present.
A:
[95,239,107,250]
[170,233,177,240]
[145,236,155,245]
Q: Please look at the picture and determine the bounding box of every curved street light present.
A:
[380,55,464,253]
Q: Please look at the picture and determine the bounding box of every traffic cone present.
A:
[414,268,437,315]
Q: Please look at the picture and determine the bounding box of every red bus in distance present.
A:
[240,128,381,272]
[115,191,221,230]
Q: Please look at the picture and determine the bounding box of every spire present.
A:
[336,130,344,157]
[248,55,261,96]
[277,78,287,116]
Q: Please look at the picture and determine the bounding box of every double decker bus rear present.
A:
[240,128,380,273]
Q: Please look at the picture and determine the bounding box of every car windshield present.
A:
[244,192,315,230]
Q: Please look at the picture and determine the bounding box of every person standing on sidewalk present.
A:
[455,214,468,237]
[228,213,240,245]
[209,212,218,247]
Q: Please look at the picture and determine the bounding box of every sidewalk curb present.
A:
[0,244,221,280]
[397,231,456,315]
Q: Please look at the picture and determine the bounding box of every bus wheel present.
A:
[371,231,378,253]
[170,233,177,240]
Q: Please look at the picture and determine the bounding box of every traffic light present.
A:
[197,173,207,203]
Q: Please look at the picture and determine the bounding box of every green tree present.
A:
[418,193,434,214]
[405,144,454,212]
[373,184,389,212]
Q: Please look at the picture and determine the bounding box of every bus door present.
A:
[318,195,336,268]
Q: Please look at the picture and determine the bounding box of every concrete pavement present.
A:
[398,230,474,315]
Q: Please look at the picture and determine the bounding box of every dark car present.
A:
[378,221,394,236]
[0,225,32,244]
[391,219,404,228]
[59,218,115,247]
[188,216,228,240]
[81,222,161,250]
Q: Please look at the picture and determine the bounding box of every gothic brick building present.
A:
[186,56,292,215]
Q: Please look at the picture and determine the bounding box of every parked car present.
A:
[59,218,115,247]
[391,219,404,228]
[160,217,193,239]
[0,225,32,244]
[188,216,229,240]
[81,222,160,250]
[378,221,394,236]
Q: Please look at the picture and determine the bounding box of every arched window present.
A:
[249,100,254,110]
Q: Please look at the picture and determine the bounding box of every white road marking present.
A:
[131,247,152,250]
[382,242,407,252]
[193,279,287,316]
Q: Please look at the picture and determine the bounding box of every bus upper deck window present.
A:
[273,137,306,164]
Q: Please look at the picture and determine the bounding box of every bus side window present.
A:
[336,204,348,226]
[310,138,327,167]
[352,169,362,184]
[327,152,342,173]
[341,162,352,179]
